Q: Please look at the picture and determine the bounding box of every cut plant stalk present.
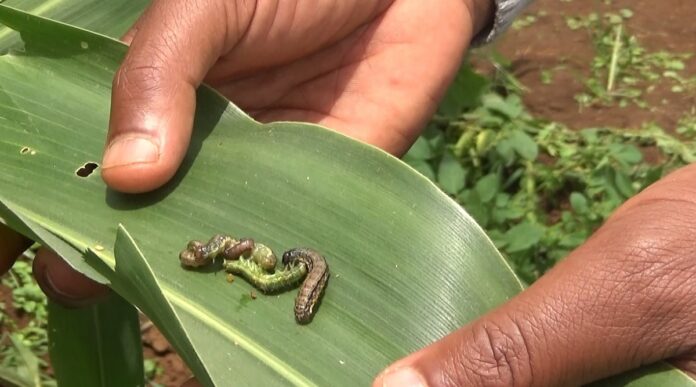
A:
[607,24,623,93]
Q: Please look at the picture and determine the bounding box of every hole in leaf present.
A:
[75,162,99,178]
[19,147,31,155]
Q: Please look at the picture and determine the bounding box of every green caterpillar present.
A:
[224,256,308,294]
[179,236,329,323]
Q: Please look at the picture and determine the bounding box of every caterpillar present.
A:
[224,238,278,272]
[179,235,278,271]
[282,248,330,324]
[179,234,237,267]
[179,236,329,323]
[224,256,307,293]
[223,238,254,260]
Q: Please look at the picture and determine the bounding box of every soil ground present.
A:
[484,0,696,131]
[141,321,192,386]
[1,0,694,386]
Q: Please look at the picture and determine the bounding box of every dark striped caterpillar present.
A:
[282,248,330,324]
[179,236,329,324]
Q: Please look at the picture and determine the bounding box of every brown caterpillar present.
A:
[282,248,330,324]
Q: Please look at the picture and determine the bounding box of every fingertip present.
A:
[374,363,428,387]
[101,163,177,194]
[0,223,32,274]
[374,349,433,387]
[105,68,195,193]
[33,249,110,308]
[103,77,195,193]
[101,133,182,193]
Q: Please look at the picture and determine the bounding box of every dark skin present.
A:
[1,1,696,385]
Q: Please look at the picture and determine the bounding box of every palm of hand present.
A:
[199,0,475,155]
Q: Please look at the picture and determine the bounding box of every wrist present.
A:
[469,0,534,46]
[466,0,495,37]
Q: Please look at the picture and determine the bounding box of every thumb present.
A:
[103,0,240,193]
[372,284,581,387]
[374,165,696,387]
[373,278,635,387]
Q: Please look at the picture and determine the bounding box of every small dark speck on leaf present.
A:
[76,162,99,178]
[250,291,257,300]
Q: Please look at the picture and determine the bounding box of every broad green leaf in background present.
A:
[570,191,590,214]
[402,136,433,161]
[482,93,523,120]
[474,173,500,203]
[438,64,489,116]
[499,221,544,253]
[0,3,692,386]
[48,294,144,387]
[402,136,436,180]
[609,143,643,166]
[437,150,467,194]
[509,129,539,161]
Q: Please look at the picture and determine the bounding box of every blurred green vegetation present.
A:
[405,60,696,283]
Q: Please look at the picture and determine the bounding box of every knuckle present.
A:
[445,317,534,387]
[581,196,696,353]
[113,56,170,97]
[602,199,696,303]
[112,3,196,96]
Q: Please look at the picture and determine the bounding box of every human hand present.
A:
[373,164,696,386]
[103,0,490,193]
[1,0,492,352]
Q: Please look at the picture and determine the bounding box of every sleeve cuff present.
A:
[471,0,534,47]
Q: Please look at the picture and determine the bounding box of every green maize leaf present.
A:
[48,294,145,387]
[0,4,692,386]
[0,0,147,46]
[0,6,522,385]
[593,363,696,387]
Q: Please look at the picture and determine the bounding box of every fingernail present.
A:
[379,367,428,387]
[103,135,159,169]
